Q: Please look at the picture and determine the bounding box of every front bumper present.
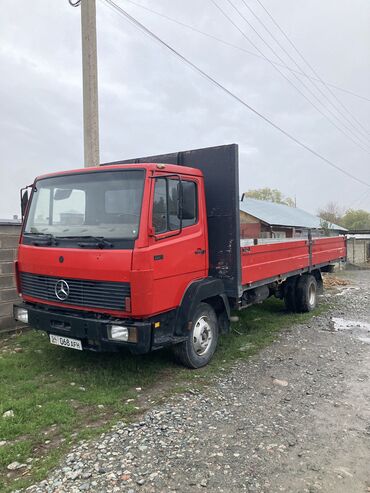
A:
[13,302,152,354]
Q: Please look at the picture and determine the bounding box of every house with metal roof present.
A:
[240,198,347,239]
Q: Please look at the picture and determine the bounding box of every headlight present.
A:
[14,307,28,324]
[109,325,129,341]
[108,325,138,343]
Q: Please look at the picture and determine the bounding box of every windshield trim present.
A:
[22,168,146,250]
[22,233,136,250]
[35,166,146,183]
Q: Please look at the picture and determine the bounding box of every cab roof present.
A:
[36,162,203,181]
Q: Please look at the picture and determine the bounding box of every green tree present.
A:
[341,209,370,230]
[318,202,370,231]
[243,188,295,207]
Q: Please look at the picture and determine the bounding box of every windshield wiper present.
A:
[54,235,113,249]
[25,233,57,246]
[78,236,113,249]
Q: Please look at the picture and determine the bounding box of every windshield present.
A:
[24,170,145,240]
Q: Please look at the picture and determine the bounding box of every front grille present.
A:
[20,272,130,311]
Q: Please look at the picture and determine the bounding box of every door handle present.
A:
[194,249,206,255]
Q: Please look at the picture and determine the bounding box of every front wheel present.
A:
[173,303,219,368]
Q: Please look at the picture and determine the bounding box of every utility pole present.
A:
[70,0,100,167]
[81,0,100,166]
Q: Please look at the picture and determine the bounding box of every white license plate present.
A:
[50,334,82,351]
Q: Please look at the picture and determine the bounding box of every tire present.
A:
[173,303,219,369]
[313,270,324,295]
[284,277,298,312]
[295,274,317,312]
[217,309,230,334]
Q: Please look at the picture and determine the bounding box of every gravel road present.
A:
[24,270,370,493]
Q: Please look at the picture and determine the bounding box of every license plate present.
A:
[50,334,82,351]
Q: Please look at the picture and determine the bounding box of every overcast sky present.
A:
[0,0,369,219]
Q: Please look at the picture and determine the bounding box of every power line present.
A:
[331,85,370,104]
[240,0,370,143]
[101,0,370,189]
[121,0,370,104]
[346,188,370,210]
[210,0,370,153]
[253,0,370,138]
[217,0,370,152]
[68,0,81,6]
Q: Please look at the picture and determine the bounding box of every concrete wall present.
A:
[0,224,21,333]
[347,238,370,265]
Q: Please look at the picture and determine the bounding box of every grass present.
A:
[0,297,326,491]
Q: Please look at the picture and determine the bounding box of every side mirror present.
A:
[181,181,196,220]
[20,189,29,219]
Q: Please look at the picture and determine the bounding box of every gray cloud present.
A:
[0,0,369,218]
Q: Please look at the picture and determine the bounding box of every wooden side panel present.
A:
[241,240,309,285]
[312,236,346,266]
[241,236,346,286]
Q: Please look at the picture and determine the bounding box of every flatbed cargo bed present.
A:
[241,236,346,288]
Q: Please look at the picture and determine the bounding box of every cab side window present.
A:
[182,181,197,227]
[153,178,167,234]
[152,178,198,234]
[168,180,180,231]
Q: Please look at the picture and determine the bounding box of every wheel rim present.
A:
[308,282,316,306]
[192,315,213,356]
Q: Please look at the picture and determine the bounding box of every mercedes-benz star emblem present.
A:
[55,280,70,301]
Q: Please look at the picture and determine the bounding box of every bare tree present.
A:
[317,202,344,229]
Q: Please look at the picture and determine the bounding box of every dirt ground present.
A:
[25,269,370,493]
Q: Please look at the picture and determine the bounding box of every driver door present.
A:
[149,175,207,314]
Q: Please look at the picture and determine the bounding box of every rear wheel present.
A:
[295,274,317,312]
[284,277,298,312]
[173,303,219,369]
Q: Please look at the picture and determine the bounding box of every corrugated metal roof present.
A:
[240,198,347,231]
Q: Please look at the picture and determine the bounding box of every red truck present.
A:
[13,144,346,368]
